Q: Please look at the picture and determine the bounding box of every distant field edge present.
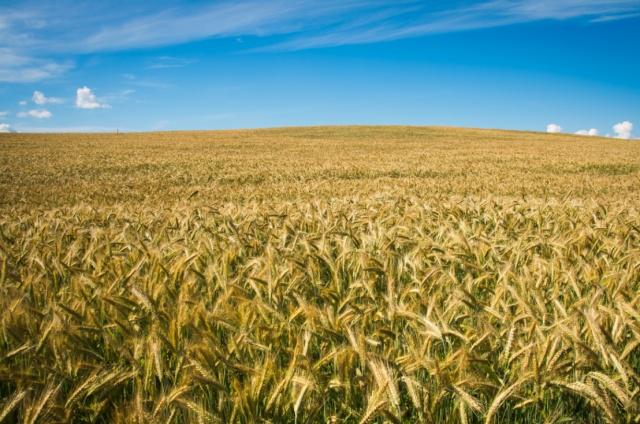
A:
[0,124,615,139]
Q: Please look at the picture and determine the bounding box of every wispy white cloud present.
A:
[546,123,562,133]
[85,1,640,52]
[120,73,171,89]
[0,0,639,83]
[146,56,197,69]
[32,90,63,104]
[590,11,640,22]
[77,1,371,52]
[100,89,136,105]
[76,86,110,109]
[17,109,52,119]
[0,111,8,117]
[250,0,640,51]
[3,1,640,56]
[613,120,633,139]
[0,48,73,82]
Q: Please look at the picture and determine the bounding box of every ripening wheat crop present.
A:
[1,126,639,423]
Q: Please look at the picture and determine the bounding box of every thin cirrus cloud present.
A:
[590,11,640,22]
[75,1,387,52]
[265,0,640,51]
[1,1,640,81]
[0,48,73,83]
[67,1,640,52]
[146,56,197,69]
[17,109,52,119]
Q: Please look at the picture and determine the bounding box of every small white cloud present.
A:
[575,128,599,136]
[546,123,562,133]
[76,86,109,109]
[0,111,8,117]
[613,121,633,139]
[32,91,46,105]
[19,100,27,106]
[32,90,63,105]
[17,109,52,119]
[146,56,196,69]
[0,123,15,133]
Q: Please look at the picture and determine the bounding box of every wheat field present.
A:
[1,126,640,423]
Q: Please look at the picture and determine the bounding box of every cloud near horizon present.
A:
[575,128,599,136]
[0,123,15,132]
[550,122,636,139]
[613,121,633,139]
[546,123,562,133]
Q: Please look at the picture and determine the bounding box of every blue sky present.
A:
[0,0,639,137]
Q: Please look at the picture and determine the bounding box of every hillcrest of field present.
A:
[2,126,639,210]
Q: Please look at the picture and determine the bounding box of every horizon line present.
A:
[0,124,616,138]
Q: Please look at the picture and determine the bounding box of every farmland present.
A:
[1,126,640,423]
